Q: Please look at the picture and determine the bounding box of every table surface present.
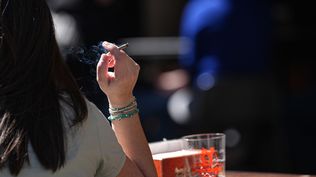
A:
[227,171,316,177]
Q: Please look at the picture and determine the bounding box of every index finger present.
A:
[102,41,127,79]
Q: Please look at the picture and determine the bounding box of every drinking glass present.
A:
[181,133,225,177]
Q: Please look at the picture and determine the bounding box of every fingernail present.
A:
[102,41,110,47]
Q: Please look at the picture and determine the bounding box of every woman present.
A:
[0,0,157,176]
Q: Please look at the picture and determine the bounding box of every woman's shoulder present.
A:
[58,92,113,141]
[58,92,105,122]
[58,93,108,133]
[84,98,109,124]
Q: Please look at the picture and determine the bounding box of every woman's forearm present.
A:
[111,114,158,177]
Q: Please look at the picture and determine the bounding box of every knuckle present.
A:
[106,46,116,52]
[103,42,117,52]
[135,63,140,70]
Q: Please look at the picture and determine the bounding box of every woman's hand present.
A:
[96,41,140,107]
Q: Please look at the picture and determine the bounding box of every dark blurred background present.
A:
[47,0,316,175]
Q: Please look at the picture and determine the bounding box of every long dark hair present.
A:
[0,0,87,175]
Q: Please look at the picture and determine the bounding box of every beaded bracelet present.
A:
[108,108,139,121]
[107,96,139,121]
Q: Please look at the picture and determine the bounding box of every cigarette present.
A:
[118,43,128,50]
[102,42,128,55]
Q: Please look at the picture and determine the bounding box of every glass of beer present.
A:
[181,133,226,177]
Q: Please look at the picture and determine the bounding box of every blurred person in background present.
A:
[0,0,157,176]
[179,0,288,172]
[179,0,316,174]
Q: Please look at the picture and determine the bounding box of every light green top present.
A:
[0,100,126,177]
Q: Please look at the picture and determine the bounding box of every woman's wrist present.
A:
[107,95,139,121]
[107,94,135,108]
[107,93,135,107]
